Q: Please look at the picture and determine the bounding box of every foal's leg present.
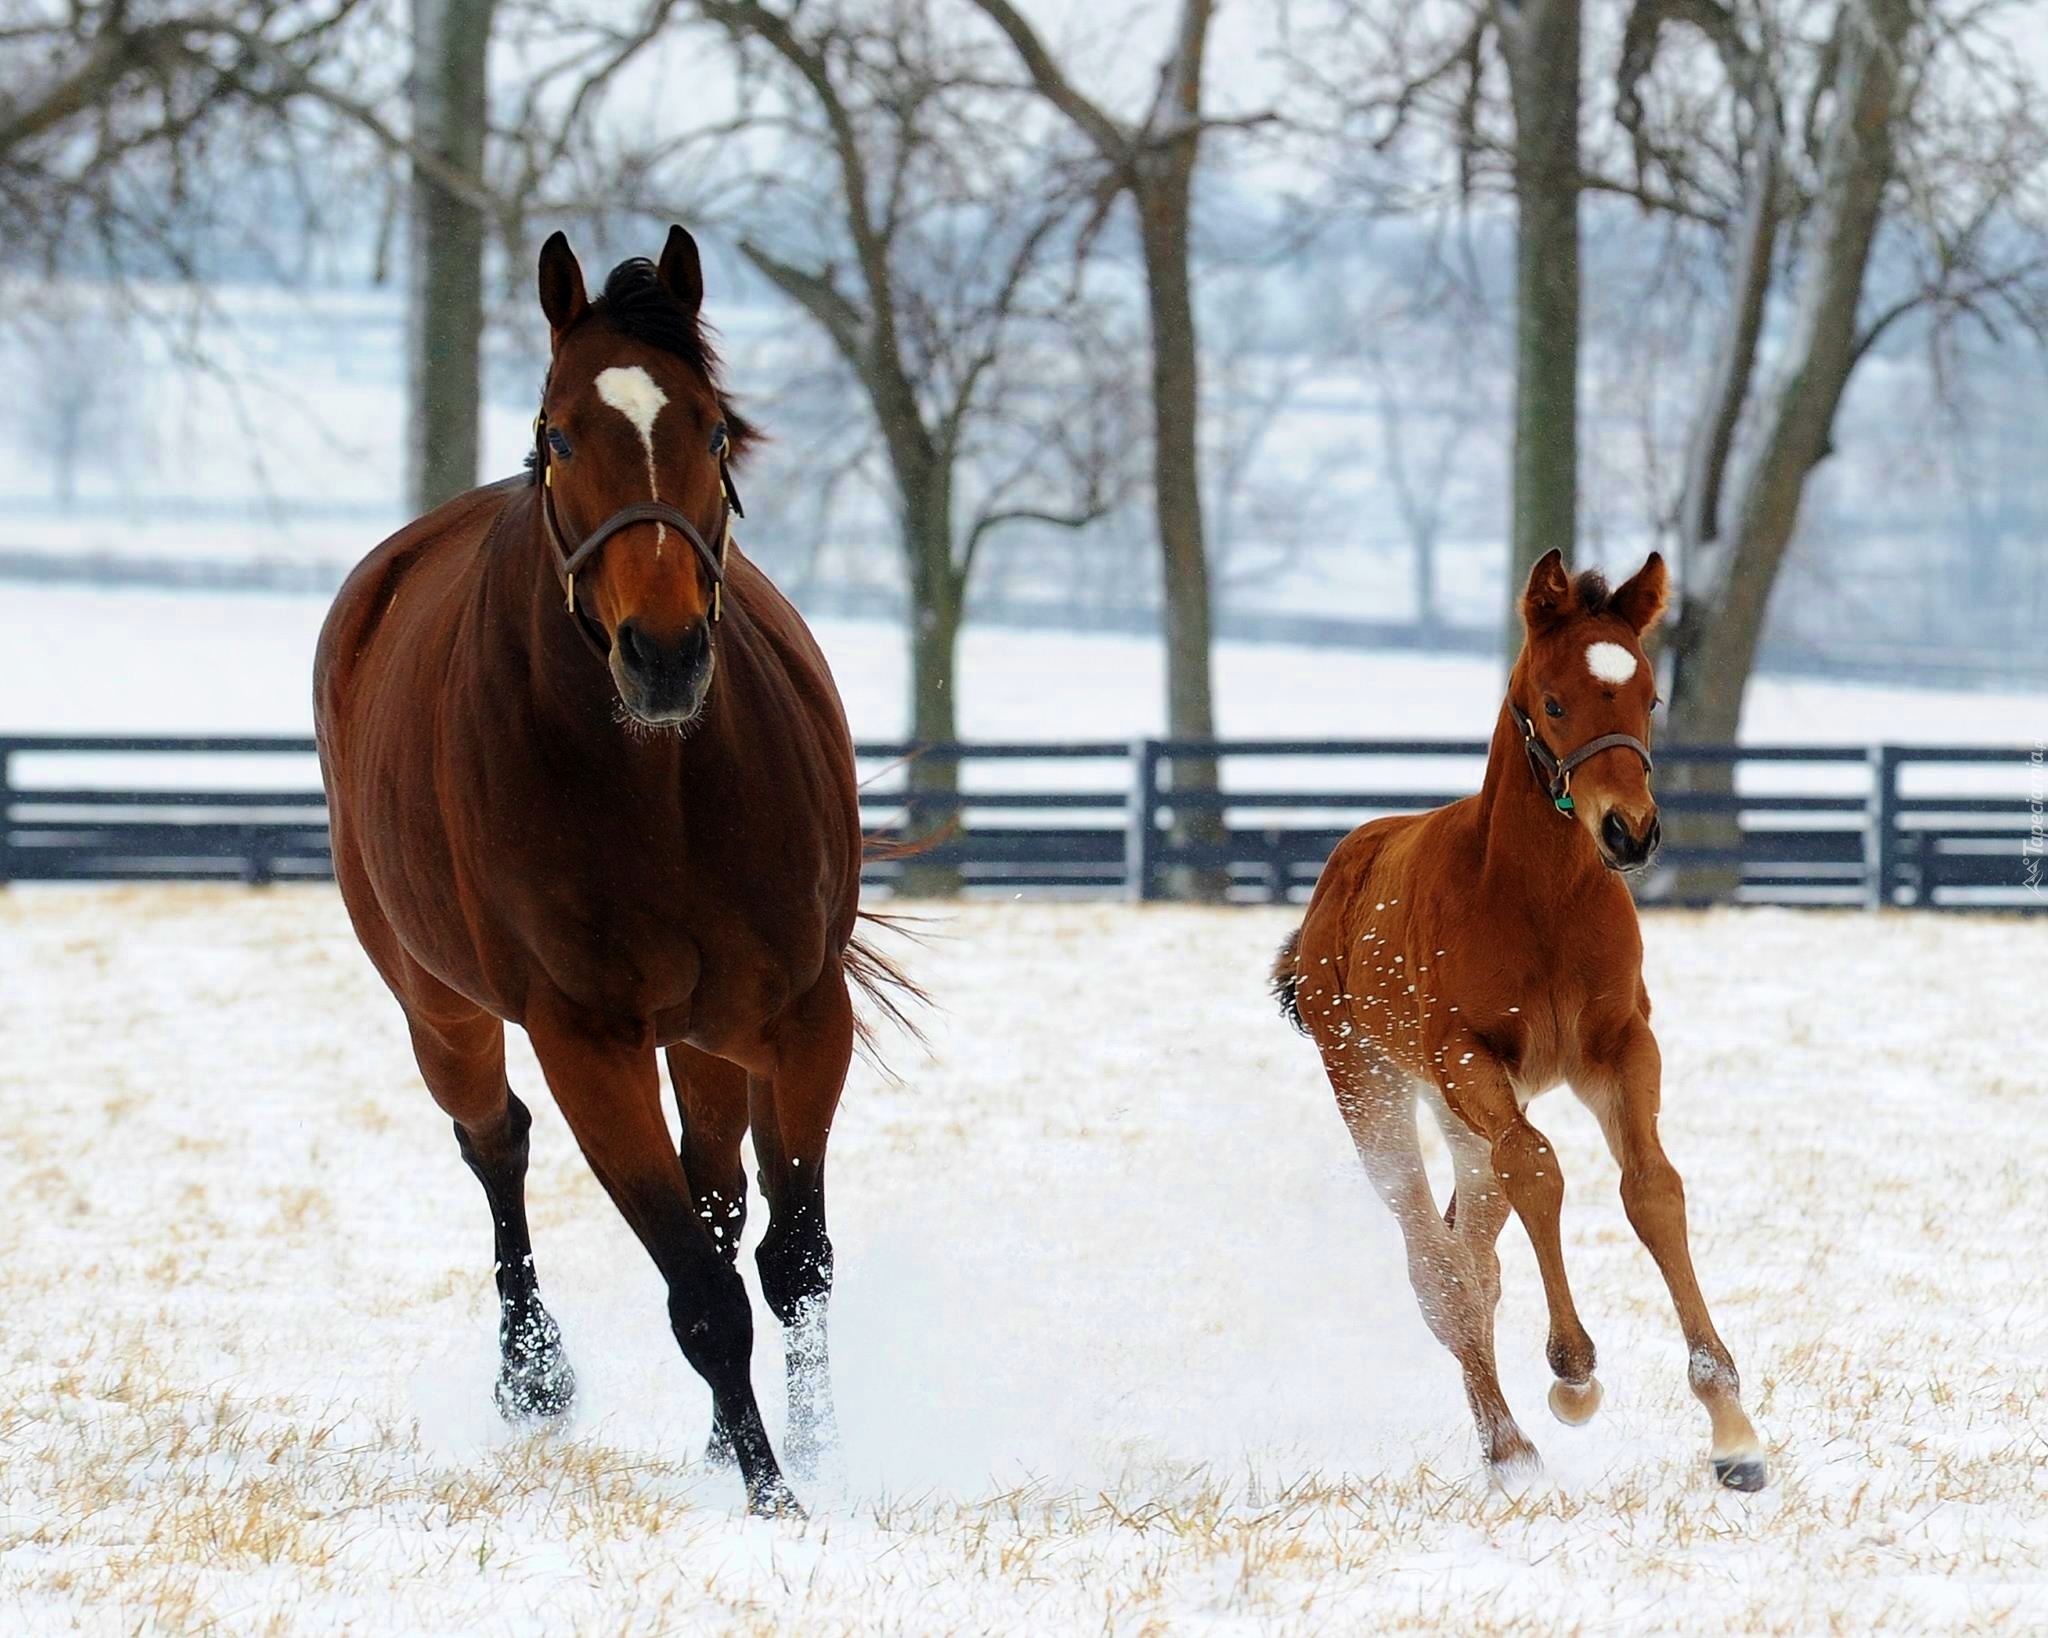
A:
[666,1043,751,1469]
[529,1004,798,1517]
[405,1001,575,1420]
[751,970,855,1479]
[1579,1022,1768,1490]
[1330,1049,1538,1481]
[1449,1060,1601,1420]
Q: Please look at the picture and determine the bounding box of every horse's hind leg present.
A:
[751,969,855,1479]
[405,1000,574,1420]
[528,1001,797,1517]
[1579,1021,1767,1489]
[666,1042,751,1469]
[1330,1046,1539,1482]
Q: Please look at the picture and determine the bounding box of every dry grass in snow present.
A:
[0,888,2044,1634]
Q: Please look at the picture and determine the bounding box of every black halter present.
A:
[531,402,743,647]
[1509,702,1654,816]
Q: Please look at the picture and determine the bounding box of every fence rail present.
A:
[0,735,2039,909]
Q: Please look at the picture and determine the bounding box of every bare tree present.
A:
[632,0,1137,892]
[963,0,1271,899]
[1616,0,2048,894]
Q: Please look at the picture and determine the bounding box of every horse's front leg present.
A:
[666,1043,753,1471]
[749,970,855,1480]
[530,1001,799,1518]
[404,1002,575,1422]
[1446,1055,1602,1428]
[1578,1019,1768,1490]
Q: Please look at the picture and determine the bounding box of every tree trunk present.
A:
[901,490,965,898]
[1496,0,1581,664]
[406,0,497,516]
[1137,159,1227,900]
[1666,0,1910,902]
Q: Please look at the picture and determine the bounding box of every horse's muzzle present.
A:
[614,618,714,725]
[1601,810,1661,872]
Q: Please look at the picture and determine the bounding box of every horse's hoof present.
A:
[1487,1448,1546,1498]
[1713,1453,1768,1492]
[746,1477,806,1520]
[493,1309,575,1422]
[1547,1375,1603,1426]
[494,1353,575,1422]
[704,1424,739,1470]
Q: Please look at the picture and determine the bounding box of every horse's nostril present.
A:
[1603,812,1631,855]
[617,620,651,672]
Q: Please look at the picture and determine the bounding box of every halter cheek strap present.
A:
[532,405,741,643]
[1509,702,1654,816]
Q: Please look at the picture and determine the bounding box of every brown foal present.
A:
[1273,549,1768,1491]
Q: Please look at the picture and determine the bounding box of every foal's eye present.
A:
[547,429,573,460]
[1544,698,1565,719]
[709,422,728,456]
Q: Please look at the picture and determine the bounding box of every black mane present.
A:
[528,255,758,486]
[1572,568,1613,617]
[596,257,724,382]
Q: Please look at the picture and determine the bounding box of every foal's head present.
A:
[1511,549,1669,871]
[535,226,756,728]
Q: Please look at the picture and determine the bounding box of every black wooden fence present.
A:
[0,734,2038,908]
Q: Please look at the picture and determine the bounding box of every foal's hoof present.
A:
[1548,1375,1603,1426]
[746,1476,806,1520]
[1487,1447,1546,1498]
[1712,1453,1769,1492]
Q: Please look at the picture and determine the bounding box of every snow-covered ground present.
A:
[5,580,2045,745]
[1,890,2043,1632]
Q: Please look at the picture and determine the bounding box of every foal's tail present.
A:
[1270,927,1308,1035]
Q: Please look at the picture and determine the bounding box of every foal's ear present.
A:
[656,225,705,318]
[1610,551,1670,635]
[538,231,588,344]
[1521,548,1576,634]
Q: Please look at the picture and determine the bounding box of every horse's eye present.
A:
[547,429,573,460]
[1544,698,1565,719]
[709,422,728,457]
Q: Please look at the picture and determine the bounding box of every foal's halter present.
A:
[1509,702,1654,816]
[531,398,744,641]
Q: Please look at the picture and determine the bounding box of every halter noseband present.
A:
[531,402,744,642]
[1509,702,1654,816]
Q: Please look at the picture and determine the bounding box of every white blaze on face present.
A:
[594,365,670,552]
[1585,640,1639,685]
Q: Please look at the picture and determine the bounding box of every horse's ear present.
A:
[538,231,588,344]
[1610,551,1670,635]
[656,225,704,318]
[1521,548,1576,634]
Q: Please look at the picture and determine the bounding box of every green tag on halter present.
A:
[1554,793,1575,814]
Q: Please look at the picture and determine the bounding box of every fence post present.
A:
[1126,738,1160,903]
[1866,745,1901,908]
[0,740,12,887]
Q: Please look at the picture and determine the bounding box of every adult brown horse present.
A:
[316,226,904,1517]
[1272,550,1768,1492]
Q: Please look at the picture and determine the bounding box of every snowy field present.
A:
[4,580,2046,746]
[1,889,2044,1633]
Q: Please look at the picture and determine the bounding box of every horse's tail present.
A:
[1270,926,1309,1035]
[844,912,928,1061]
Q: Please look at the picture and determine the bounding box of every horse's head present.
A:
[1511,549,1669,871]
[535,226,756,728]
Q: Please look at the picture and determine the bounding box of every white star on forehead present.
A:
[594,364,669,551]
[1586,641,1638,684]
